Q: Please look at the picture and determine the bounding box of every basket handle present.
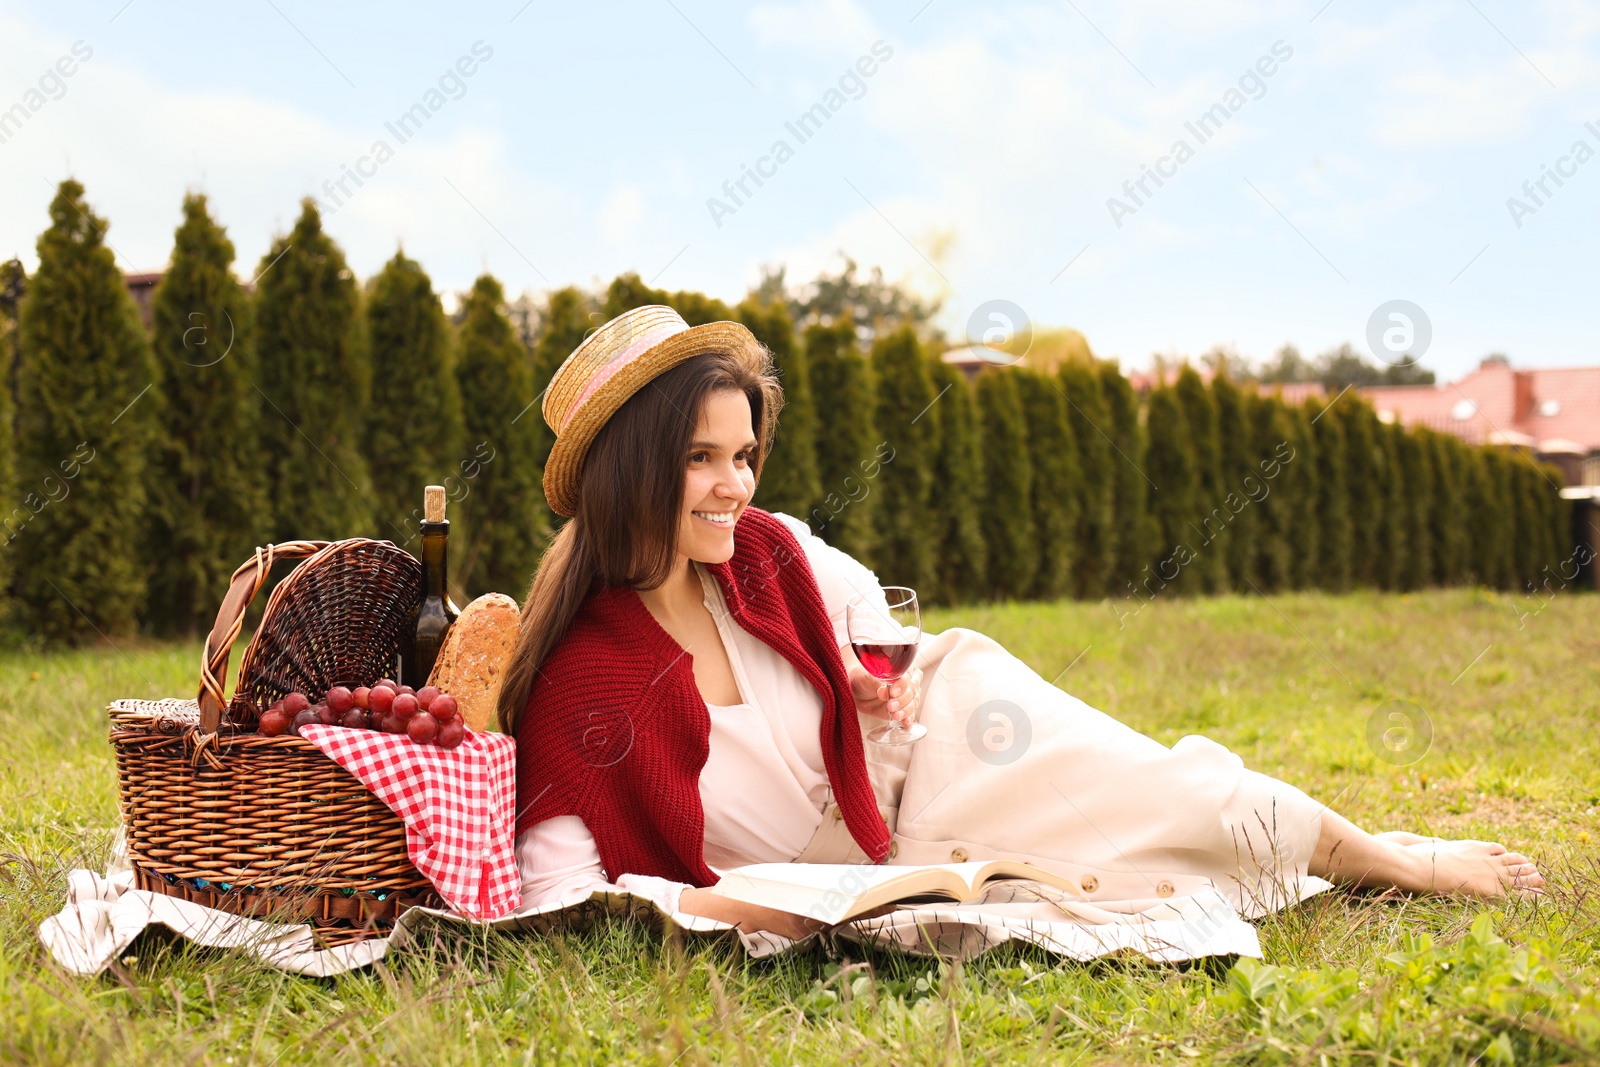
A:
[197,540,329,733]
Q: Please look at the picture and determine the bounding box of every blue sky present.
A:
[2,0,1597,381]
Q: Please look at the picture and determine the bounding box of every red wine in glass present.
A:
[851,642,918,680]
[847,586,926,745]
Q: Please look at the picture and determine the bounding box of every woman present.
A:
[501,305,1543,949]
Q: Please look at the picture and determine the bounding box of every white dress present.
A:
[515,512,1334,933]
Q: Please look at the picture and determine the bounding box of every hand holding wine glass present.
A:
[848,586,925,745]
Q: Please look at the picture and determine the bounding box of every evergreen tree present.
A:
[454,275,545,598]
[0,259,22,617]
[1307,396,1352,591]
[1016,369,1081,601]
[1511,453,1556,593]
[365,251,463,545]
[530,286,592,468]
[1423,431,1464,586]
[1099,362,1156,596]
[1464,447,1502,588]
[14,180,158,642]
[1247,391,1295,591]
[1338,399,1384,588]
[869,327,940,591]
[976,369,1036,599]
[1494,448,1523,590]
[1542,461,1573,585]
[927,360,987,604]
[1142,384,1198,594]
[1174,366,1228,592]
[1211,373,1257,591]
[1484,449,1518,590]
[602,271,730,325]
[1397,425,1433,591]
[1282,401,1319,590]
[804,319,879,561]
[738,296,820,520]
[145,192,267,636]
[1056,360,1116,599]
[255,199,374,541]
[1375,418,1409,590]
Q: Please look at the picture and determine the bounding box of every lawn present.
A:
[2,587,1598,1065]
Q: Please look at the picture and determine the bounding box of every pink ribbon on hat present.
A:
[554,318,687,434]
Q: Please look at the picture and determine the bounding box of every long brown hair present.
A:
[496,347,784,735]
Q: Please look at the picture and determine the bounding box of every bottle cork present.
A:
[424,485,446,523]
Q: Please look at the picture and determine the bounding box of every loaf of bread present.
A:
[425,592,521,733]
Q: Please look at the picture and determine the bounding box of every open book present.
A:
[709,860,1088,925]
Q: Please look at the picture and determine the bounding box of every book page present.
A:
[712,862,995,923]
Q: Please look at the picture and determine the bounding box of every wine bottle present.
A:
[400,485,461,687]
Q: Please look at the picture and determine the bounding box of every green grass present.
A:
[3,587,1598,1065]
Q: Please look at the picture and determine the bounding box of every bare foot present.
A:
[1391,838,1546,898]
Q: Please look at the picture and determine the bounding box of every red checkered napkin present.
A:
[299,724,520,920]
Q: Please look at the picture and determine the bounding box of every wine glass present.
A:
[848,586,925,745]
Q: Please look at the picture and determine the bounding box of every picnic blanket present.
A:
[39,838,1264,977]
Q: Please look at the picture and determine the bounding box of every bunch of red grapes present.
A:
[256,679,466,748]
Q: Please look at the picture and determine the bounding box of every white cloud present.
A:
[0,10,571,289]
[748,0,878,54]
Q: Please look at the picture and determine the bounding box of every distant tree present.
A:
[14,180,158,642]
[1016,369,1080,601]
[1258,343,1315,384]
[602,271,731,325]
[1174,366,1227,593]
[1509,454,1566,594]
[869,327,939,591]
[804,319,879,561]
[1316,341,1435,389]
[1199,344,1255,382]
[1396,425,1433,591]
[255,199,374,541]
[1019,327,1095,376]
[1142,384,1198,594]
[1487,448,1521,589]
[454,275,546,599]
[0,259,25,619]
[786,256,941,346]
[1464,447,1508,588]
[1426,431,1469,586]
[1099,362,1156,595]
[1338,398,1384,588]
[1307,396,1351,592]
[1211,374,1257,591]
[1246,392,1295,592]
[145,193,266,636]
[738,296,821,520]
[365,251,463,545]
[927,360,987,604]
[1376,418,1409,590]
[1544,461,1573,580]
[1057,360,1116,599]
[976,369,1036,599]
[1282,401,1320,590]
[1539,460,1574,589]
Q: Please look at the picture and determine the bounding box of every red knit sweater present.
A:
[513,506,891,887]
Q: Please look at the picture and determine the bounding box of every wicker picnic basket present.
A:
[109,538,443,944]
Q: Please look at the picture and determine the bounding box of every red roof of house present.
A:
[1258,381,1328,406]
[1361,360,1600,453]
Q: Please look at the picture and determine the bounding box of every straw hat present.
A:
[541,304,765,517]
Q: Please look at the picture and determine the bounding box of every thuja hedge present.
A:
[2,182,1575,643]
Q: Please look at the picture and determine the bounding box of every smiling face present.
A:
[677,387,758,565]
